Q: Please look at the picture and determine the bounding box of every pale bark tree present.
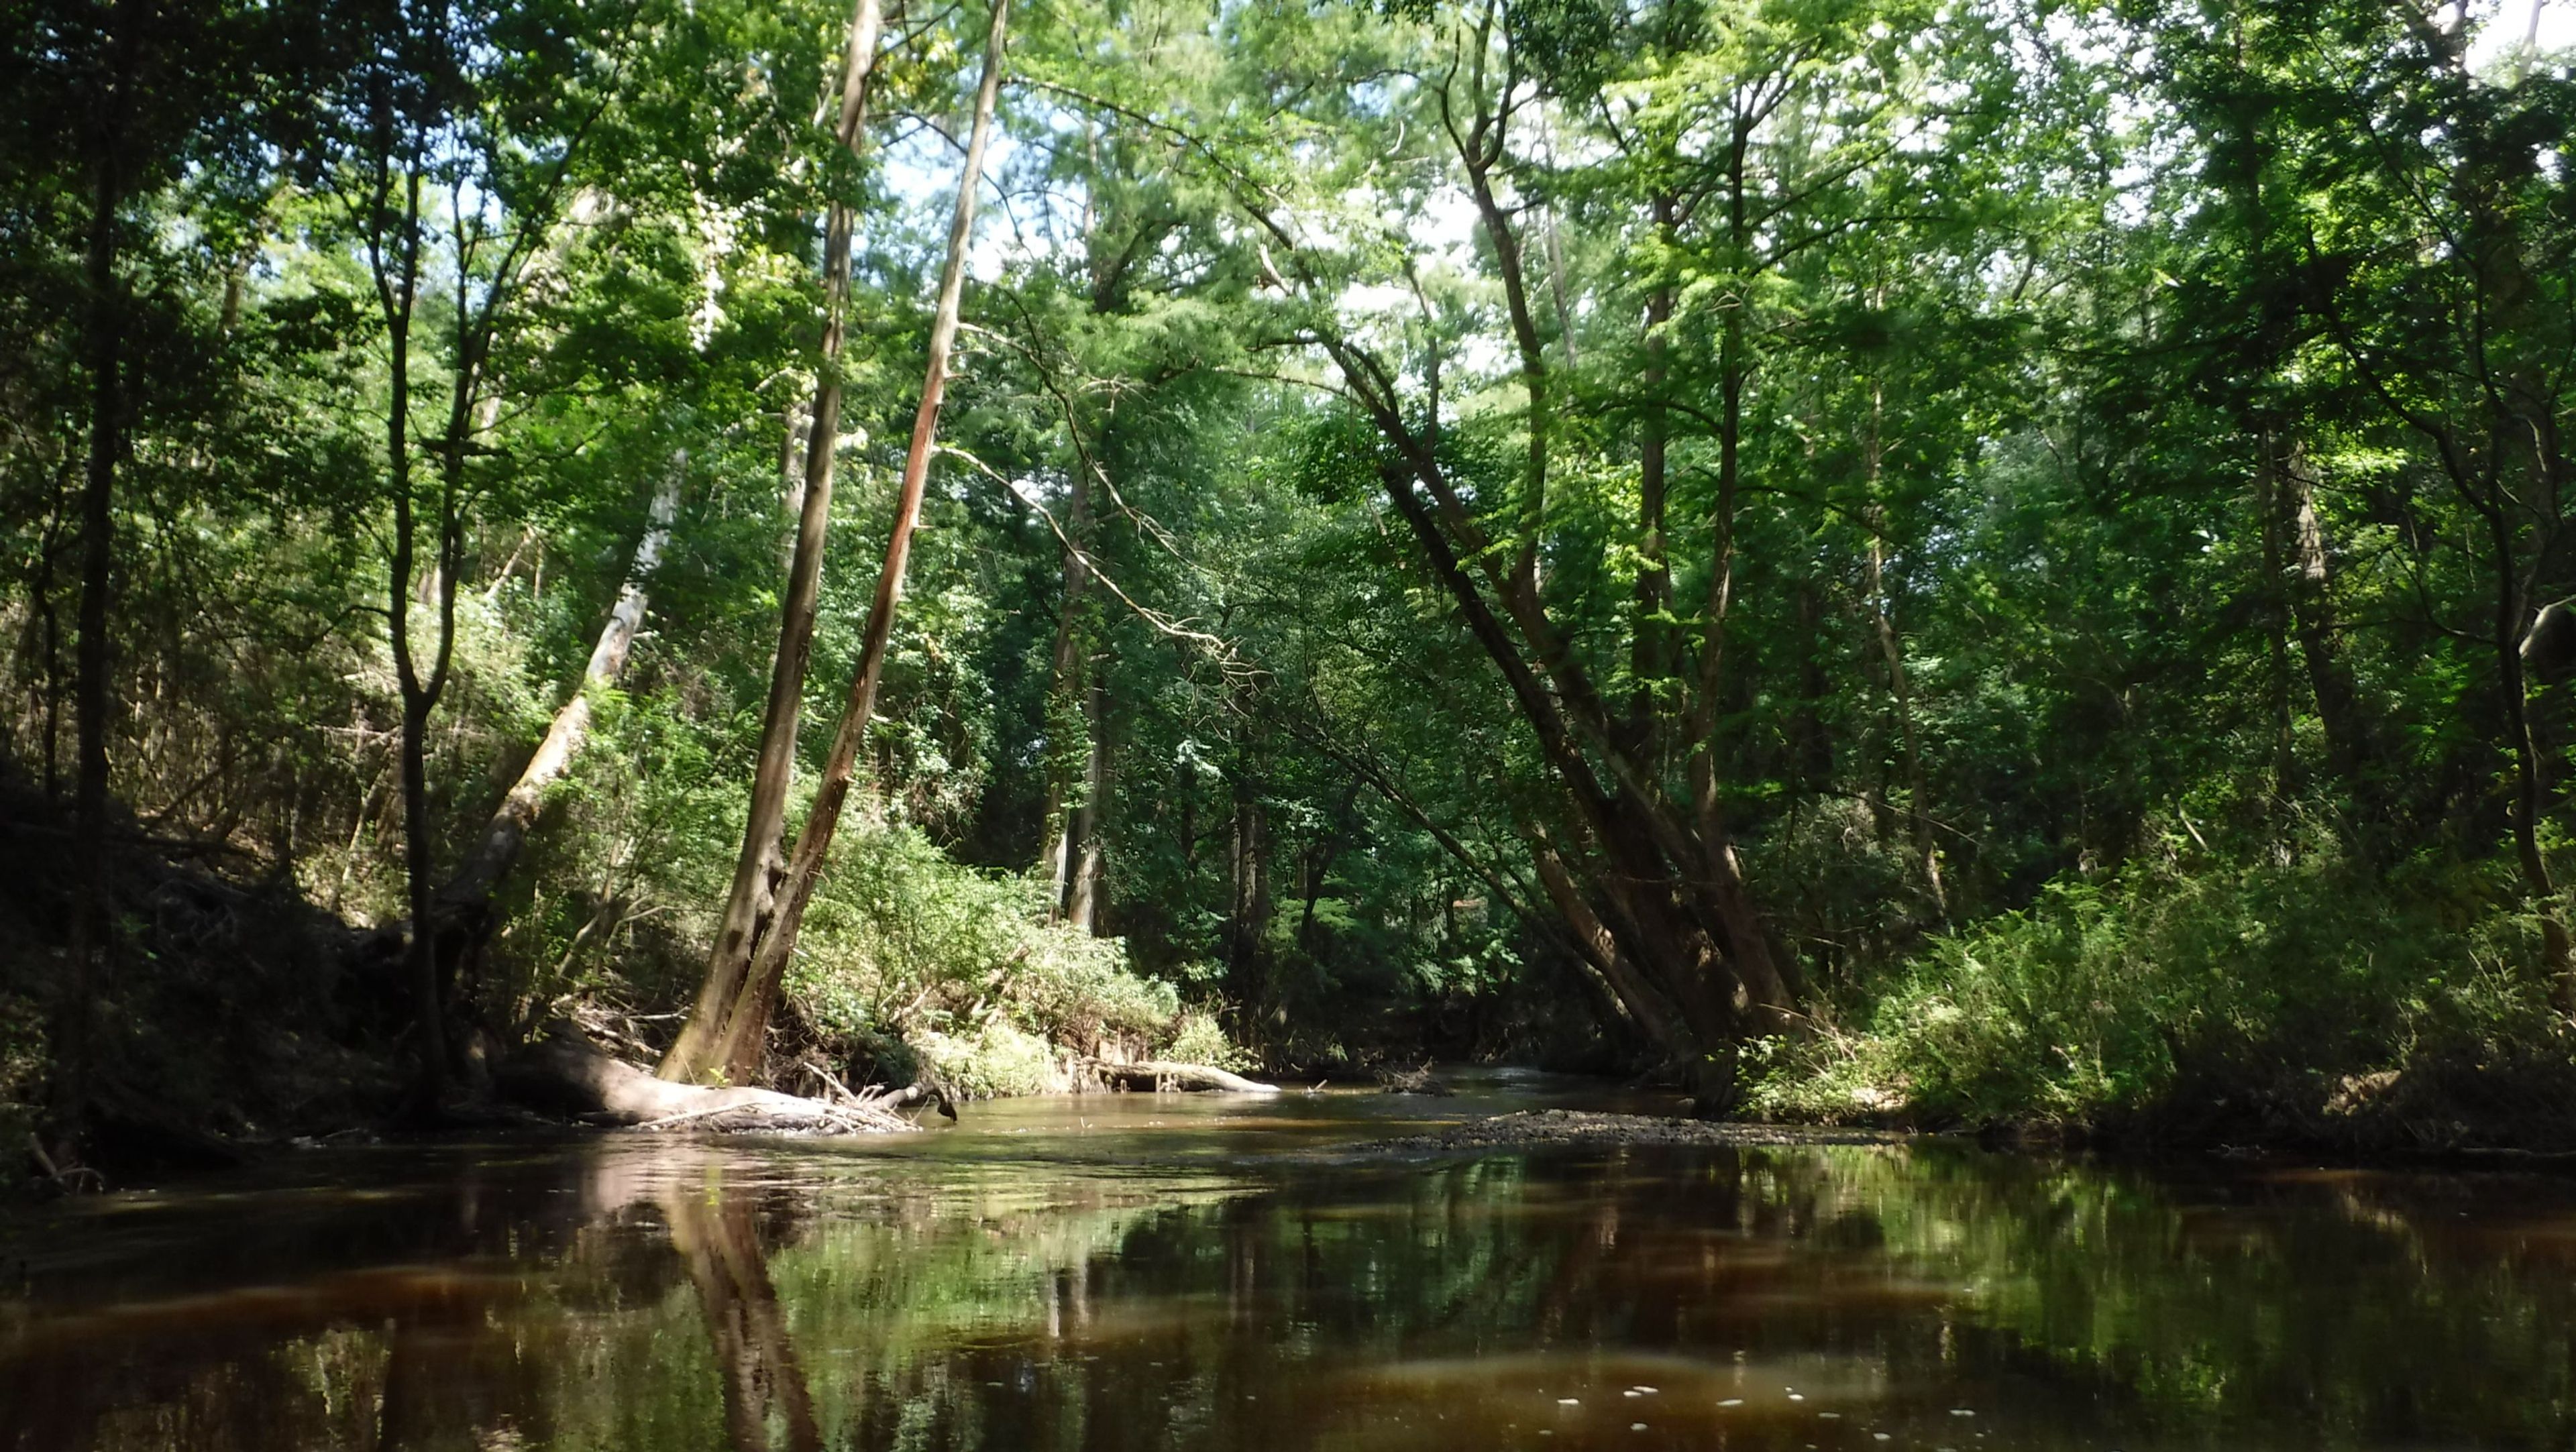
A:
[1860,379,1943,914]
[663,0,888,1082]
[424,452,687,995]
[1065,675,1108,930]
[674,0,1014,1084]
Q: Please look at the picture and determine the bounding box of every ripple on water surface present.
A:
[5,1084,2576,1451]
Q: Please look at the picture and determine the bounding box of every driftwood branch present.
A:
[1081,1058,1281,1094]
[501,1035,918,1134]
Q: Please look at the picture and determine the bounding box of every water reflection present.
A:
[661,1164,821,1452]
[4,1112,2576,1451]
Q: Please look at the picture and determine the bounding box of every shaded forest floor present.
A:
[0,767,409,1182]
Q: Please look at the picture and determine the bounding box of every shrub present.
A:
[1750,842,2576,1148]
[783,820,1238,1096]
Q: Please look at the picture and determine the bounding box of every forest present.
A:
[6,0,2576,1182]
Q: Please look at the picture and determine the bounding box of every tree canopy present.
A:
[5,0,2575,1148]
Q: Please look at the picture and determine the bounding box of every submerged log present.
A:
[500,1036,916,1134]
[1083,1059,1281,1094]
[1373,1062,1454,1097]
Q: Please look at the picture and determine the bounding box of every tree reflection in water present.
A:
[658,1161,823,1452]
[4,1133,2576,1451]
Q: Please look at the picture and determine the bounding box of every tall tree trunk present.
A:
[2489,500,2571,983]
[62,106,125,1129]
[663,0,885,1083]
[776,398,812,573]
[2280,439,2370,794]
[30,465,70,802]
[1631,205,1673,757]
[1862,379,1943,913]
[372,166,450,1113]
[1685,128,1795,1025]
[1037,460,1095,906]
[425,453,686,992]
[1226,769,1269,1009]
[2255,431,2302,796]
[1450,86,1548,610]
[687,0,1010,1085]
[1065,673,1107,932]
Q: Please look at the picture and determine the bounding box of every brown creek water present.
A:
[5,1068,2575,1451]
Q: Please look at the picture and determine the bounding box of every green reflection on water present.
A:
[5,1105,2575,1451]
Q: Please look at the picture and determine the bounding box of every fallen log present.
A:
[500,1036,917,1134]
[1082,1059,1281,1095]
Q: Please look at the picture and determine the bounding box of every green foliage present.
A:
[786,822,1218,1095]
[4,0,2575,1148]
[1754,839,2576,1147]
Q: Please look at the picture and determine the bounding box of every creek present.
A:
[4,1070,2574,1450]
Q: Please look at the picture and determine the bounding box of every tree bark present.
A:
[1038,453,1095,907]
[62,89,126,1129]
[2489,499,2569,979]
[1632,205,1674,755]
[663,0,886,1083]
[1523,828,1692,1060]
[1226,773,1269,1001]
[368,162,451,1113]
[1862,379,1943,913]
[2255,431,2303,796]
[2279,439,2371,795]
[1066,673,1108,930]
[685,0,1010,1086]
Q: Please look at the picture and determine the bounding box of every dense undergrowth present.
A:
[0,755,1258,1190]
[1752,838,2576,1152]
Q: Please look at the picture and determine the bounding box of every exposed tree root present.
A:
[23,1133,105,1195]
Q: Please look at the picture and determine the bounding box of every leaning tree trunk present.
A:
[425,453,686,992]
[1334,93,1791,1105]
[685,0,1013,1086]
[663,0,885,1083]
